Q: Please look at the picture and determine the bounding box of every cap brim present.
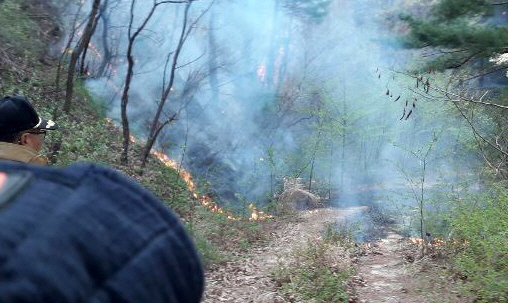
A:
[34,118,58,131]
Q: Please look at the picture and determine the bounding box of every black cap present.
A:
[0,96,58,135]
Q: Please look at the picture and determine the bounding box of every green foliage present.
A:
[322,221,357,247]
[273,239,353,302]
[50,117,120,166]
[401,0,508,71]
[187,226,227,267]
[401,17,508,52]
[451,186,508,302]
[431,0,493,21]
[0,0,40,55]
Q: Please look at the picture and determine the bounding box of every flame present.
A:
[248,203,272,221]
[257,62,267,82]
[150,150,272,222]
[409,237,468,247]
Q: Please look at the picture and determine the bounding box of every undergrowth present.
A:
[0,0,276,268]
[273,222,355,302]
[450,185,508,303]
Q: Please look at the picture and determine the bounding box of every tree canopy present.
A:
[401,0,508,73]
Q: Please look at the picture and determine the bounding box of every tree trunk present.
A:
[63,0,101,114]
[340,87,347,202]
[141,2,192,168]
[265,0,280,88]
[420,159,426,257]
[208,4,219,104]
[328,143,333,200]
[120,40,135,165]
[120,0,168,164]
[81,0,107,76]
[308,156,315,192]
[140,119,172,169]
[97,10,112,77]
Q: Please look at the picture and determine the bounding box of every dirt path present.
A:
[356,230,426,303]
[202,207,367,303]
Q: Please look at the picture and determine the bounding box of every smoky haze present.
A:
[58,0,480,218]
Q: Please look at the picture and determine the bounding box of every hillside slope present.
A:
[0,0,274,268]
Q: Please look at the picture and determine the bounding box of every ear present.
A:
[19,133,29,145]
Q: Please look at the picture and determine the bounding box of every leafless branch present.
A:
[453,103,508,157]
[392,69,508,110]
[176,52,206,69]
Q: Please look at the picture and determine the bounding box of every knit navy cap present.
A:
[0,96,58,135]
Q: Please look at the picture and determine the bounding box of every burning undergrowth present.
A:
[119,118,272,222]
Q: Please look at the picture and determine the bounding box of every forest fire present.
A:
[409,238,444,247]
[409,238,468,247]
[150,150,272,222]
[75,9,271,223]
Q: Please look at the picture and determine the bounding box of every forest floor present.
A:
[356,230,427,303]
[356,229,467,303]
[202,207,366,303]
[202,207,466,303]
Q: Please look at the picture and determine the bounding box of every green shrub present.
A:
[451,187,508,302]
[0,1,40,55]
[322,221,357,247]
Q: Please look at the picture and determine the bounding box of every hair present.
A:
[0,132,21,143]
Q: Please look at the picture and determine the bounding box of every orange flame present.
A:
[409,238,468,247]
[150,150,272,222]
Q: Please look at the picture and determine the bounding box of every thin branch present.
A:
[454,103,508,157]
[392,69,508,110]
[176,52,205,69]
[422,49,469,58]
[461,65,508,82]
[286,116,314,128]
[448,51,482,69]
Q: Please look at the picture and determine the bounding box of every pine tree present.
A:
[402,0,508,73]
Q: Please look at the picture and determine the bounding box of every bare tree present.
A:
[394,133,439,257]
[79,0,111,76]
[96,0,114,77]
[120,0,191,164]
[393,70,508,178]
[140,0,212,169]
[207,3,219,104]
[63,0,101,113]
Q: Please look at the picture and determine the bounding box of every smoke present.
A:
[60,0,481,220]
